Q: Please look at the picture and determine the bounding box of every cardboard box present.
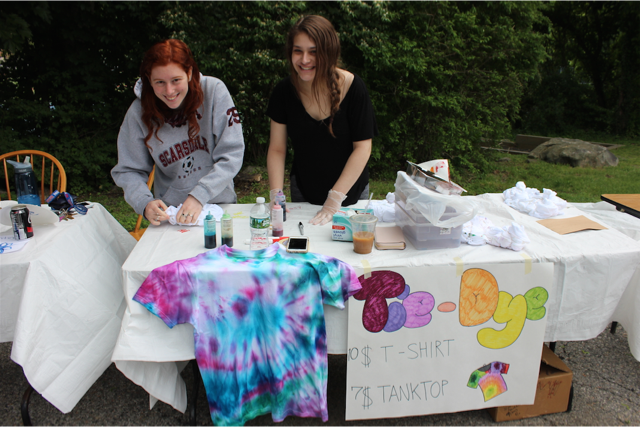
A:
[487,345,573,422]
[332,208,374,242]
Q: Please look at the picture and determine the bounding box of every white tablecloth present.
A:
[112,196,640,413]
[0,203,136,413]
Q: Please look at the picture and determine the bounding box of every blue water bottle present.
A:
[7,157,41,206]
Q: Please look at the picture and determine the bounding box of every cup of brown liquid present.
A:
[350,214,378,254]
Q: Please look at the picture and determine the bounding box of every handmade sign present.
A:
[346,262,554,421]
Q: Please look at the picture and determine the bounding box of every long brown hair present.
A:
[139,39,204,147]
[286,15,341,137]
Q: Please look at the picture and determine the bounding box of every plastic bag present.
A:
[394,171,477,228]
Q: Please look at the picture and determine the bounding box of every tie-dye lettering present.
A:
[133,243,361,426]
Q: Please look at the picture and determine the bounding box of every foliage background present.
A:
[1,1,638,195]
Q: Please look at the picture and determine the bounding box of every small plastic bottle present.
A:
[275,190,287,222]
[221,210,233,247]
[271,204,284,237]
[250,197,270,250]
[204,211,217,249]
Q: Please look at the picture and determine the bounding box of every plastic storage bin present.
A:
[394,201,463,250]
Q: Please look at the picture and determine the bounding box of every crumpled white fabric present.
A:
[503,181,567,219]
[369,192,396,222]
[165,203,224,226]
[461,215,530,252]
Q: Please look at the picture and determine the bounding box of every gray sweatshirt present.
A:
[111,76,244,216]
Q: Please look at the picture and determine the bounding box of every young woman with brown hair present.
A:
[112,39,244,225]
[266,15,378,225]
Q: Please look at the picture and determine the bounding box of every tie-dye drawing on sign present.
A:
[467,361,510,401]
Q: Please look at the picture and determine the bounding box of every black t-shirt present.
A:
[266,74,378,205]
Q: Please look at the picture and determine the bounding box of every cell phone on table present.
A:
[286,236,310,253]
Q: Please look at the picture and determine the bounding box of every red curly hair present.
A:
[139,39,204,147]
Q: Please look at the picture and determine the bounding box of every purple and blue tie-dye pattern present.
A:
[133,243,361,426]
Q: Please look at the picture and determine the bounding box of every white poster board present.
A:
[346,262,554,421]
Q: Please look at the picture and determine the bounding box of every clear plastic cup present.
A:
[349,214,378,254]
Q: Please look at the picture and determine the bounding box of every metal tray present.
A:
[405,161,466,196]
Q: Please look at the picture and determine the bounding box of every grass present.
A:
[83,134,640,231]
[457,143,640,202]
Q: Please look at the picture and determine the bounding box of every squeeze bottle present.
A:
[221,210,233,247]
[275,190,287,221]
[271,204,284,237]
[204,211,217,249]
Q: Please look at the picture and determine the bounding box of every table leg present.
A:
[188,360,201,425]
[549,342,557,352]
[610,321,618,335]
[21,384,34,426]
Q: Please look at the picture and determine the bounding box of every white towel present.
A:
[503,181,567,219]
[165,204,224,226]
[461,215,530,252]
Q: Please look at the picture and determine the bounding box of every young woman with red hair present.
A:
[112,39,244,225]
[266,15,378,225]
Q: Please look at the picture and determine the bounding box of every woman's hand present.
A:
[176,195,203,224]
[145,199,169,226]
[310,190,347,226]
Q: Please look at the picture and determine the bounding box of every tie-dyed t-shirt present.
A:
[134,243,361,426]
[467,361,510,401]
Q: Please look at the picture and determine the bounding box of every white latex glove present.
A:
[309,189,347,226]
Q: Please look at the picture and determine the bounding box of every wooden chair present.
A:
[1,150,67,203]
[0,150,66,425]
[130,165,155,241]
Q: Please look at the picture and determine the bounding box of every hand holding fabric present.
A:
[309,190,347,226]
[176,195,203,225]
[145,199,169,226]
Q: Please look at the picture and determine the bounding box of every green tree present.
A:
[337,1,549,177]
[0,2,51,54]
[165,1,548,179]
[0,1,171,193]
[518,1,640,136]
[2,1,551,192]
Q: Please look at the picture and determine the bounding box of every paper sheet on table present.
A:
[0,235,29,253]
[537,215,607,235]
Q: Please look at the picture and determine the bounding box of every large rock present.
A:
[528,138,619,168]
